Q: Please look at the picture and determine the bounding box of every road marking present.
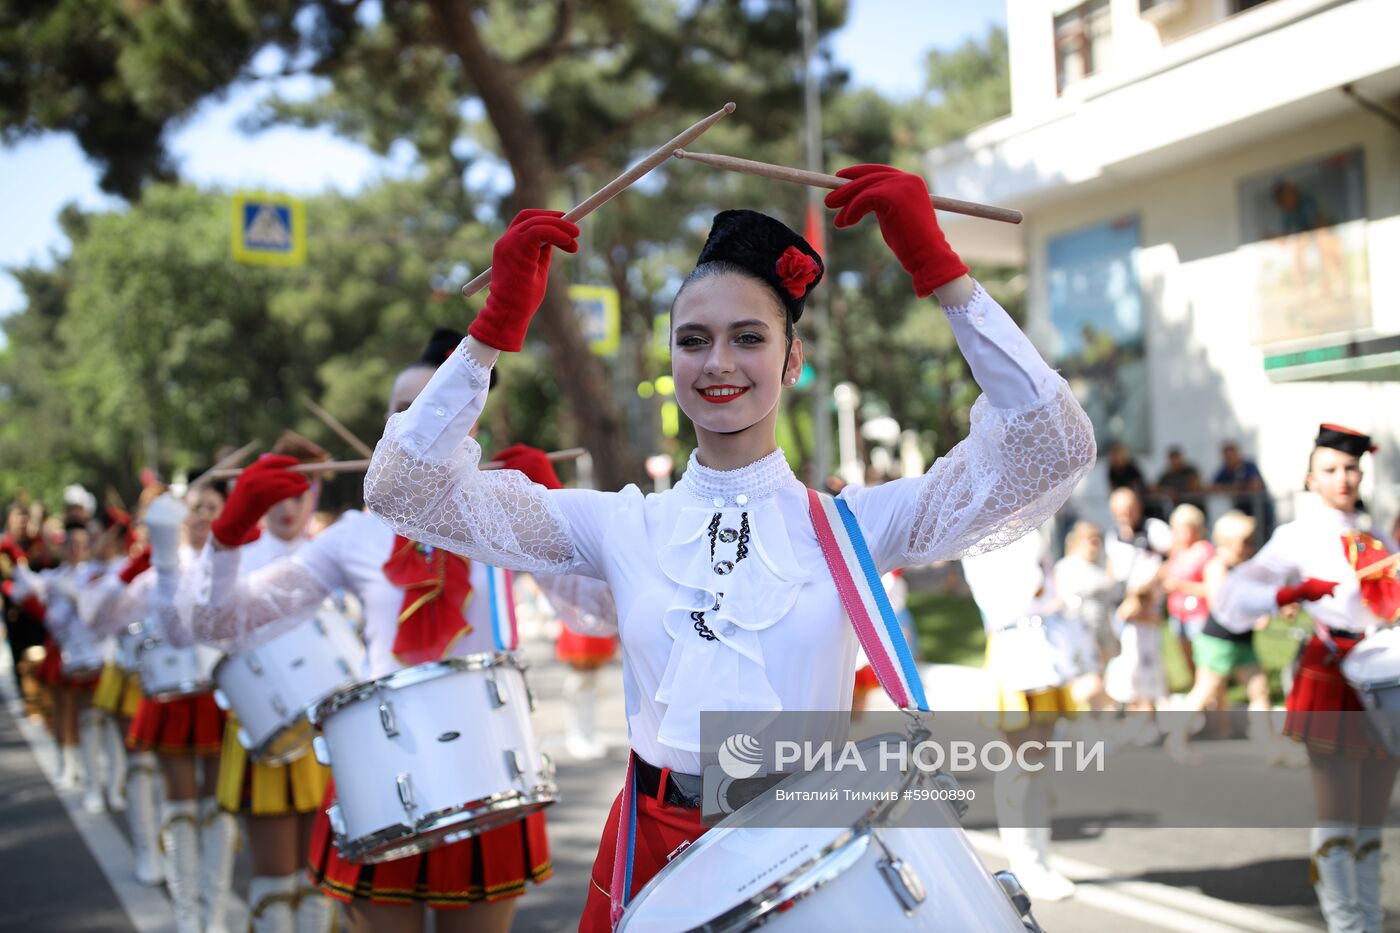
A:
[965,829,1323,933]
[0,653,247,933]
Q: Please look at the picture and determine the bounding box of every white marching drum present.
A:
[309,653,556,864]
[212,607,366,764]
[619,732,1037,932]
[60,633,107,679]
[1341,627,1400,756]
[115,622,145,673]
[988,616,1069,695]
[137,636,219,700]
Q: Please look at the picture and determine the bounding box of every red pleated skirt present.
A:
[556,630,617,667]
[307,780,552,909]
[1283,633,1387,758]
[126,692,225,756]
[579,785,709,932]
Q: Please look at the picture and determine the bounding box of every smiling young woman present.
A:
[363,163,1097,929]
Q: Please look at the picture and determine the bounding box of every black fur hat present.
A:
[694,210,824,322]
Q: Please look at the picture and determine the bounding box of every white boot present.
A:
[104,715,127,811]
[126,753,164,886]
[1312,824,1365,933]
[198,797,238,933]
[994,767,1074,901]
[57,742,82,789]
[78,709,107,814]
[1354,826,1383,933]
[294,882,336,933]
[564,669,605,760]
[248,875,297,933]
[162,799,204,933]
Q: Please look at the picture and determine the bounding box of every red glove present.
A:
[117,546,152,584]
[467,210,580,352]
[824,164,969,297]
[1276,578,1339,606]
[210,454,310,547]
[493,444,562,490]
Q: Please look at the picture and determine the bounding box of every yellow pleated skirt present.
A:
[94,663,143,718]
[983,637,1078,732]
[216,714,330,816]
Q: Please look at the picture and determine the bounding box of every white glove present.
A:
[145,493,187,569]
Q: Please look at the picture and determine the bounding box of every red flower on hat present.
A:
[776,246,820,298]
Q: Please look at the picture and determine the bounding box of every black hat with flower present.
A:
[692,210,824,322]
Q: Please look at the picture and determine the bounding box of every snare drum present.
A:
[60,635,107,679]
[115,623,145,673]
[620,733,1036,932]
[309,653,556,864]
[1341,627,1400,755]
[213,607,365,764]
[138,636,219,700]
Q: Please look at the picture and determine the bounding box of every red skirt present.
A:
[307,780,552,909]
[556,630,617,667]
[1283,633,1387,758]
[127,692,225,756]
[579,785,708,932]
[37,636,98,690]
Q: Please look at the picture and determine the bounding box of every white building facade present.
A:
[929,0,1400,524]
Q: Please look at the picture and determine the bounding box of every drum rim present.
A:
[621,730,943,928]
[142,680,213,701]
[333,784,558,864]
[308,652,528,725]
[244,715,319,766]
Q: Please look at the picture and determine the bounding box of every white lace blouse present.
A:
[364,282,1095,773]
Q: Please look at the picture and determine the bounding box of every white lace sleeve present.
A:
[531,572,619,638]
[844,285,1096,569]
[365,340,598,576]
[188,544,331,652]
[80,573,145,637]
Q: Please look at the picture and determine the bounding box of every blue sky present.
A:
[0,0,1004,319]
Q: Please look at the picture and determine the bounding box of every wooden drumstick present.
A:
[1356,551,1400,582]
[188,441,260,490]
[302,397,375,459]
[203,447,589,480]
[460,103,737,298]
[672,149,1024,225]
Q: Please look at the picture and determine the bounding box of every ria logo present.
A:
[717,733,764,779]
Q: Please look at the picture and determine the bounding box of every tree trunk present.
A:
[429,0,640,488]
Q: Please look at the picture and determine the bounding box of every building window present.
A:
[1055,0,1112,94]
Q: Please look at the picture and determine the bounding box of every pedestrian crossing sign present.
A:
[569,284,620,356]
[231,193,306,266]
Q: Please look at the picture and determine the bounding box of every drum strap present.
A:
[485,566,519,651]
[806,489,929,712]
[608,752,639,928]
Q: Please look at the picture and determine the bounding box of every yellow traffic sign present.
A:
[569,284,620,356]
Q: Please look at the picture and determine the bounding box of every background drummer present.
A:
[188,328,614,933]
[207,432,335,933]
[1215,424,1398,932]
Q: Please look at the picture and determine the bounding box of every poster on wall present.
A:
[1238,148,1369,345]
[1047,215,1147,452]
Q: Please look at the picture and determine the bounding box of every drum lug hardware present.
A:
[877,855,927,914]
[539,752,555,780]
[327,803,346,838]
[396,773,416,814]
[505,749,525,779]
[312,735,330,766]
[666,839,691,862]
[378,699,399,737]
[271,695,289,717]
[212,689,230,711]
[247,654,264,675]
[993,871,1043,932]
[237,727,254,750]
[526,683,537,713]
[486,673,507,708]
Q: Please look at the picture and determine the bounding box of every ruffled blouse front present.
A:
[651,450,812,751]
